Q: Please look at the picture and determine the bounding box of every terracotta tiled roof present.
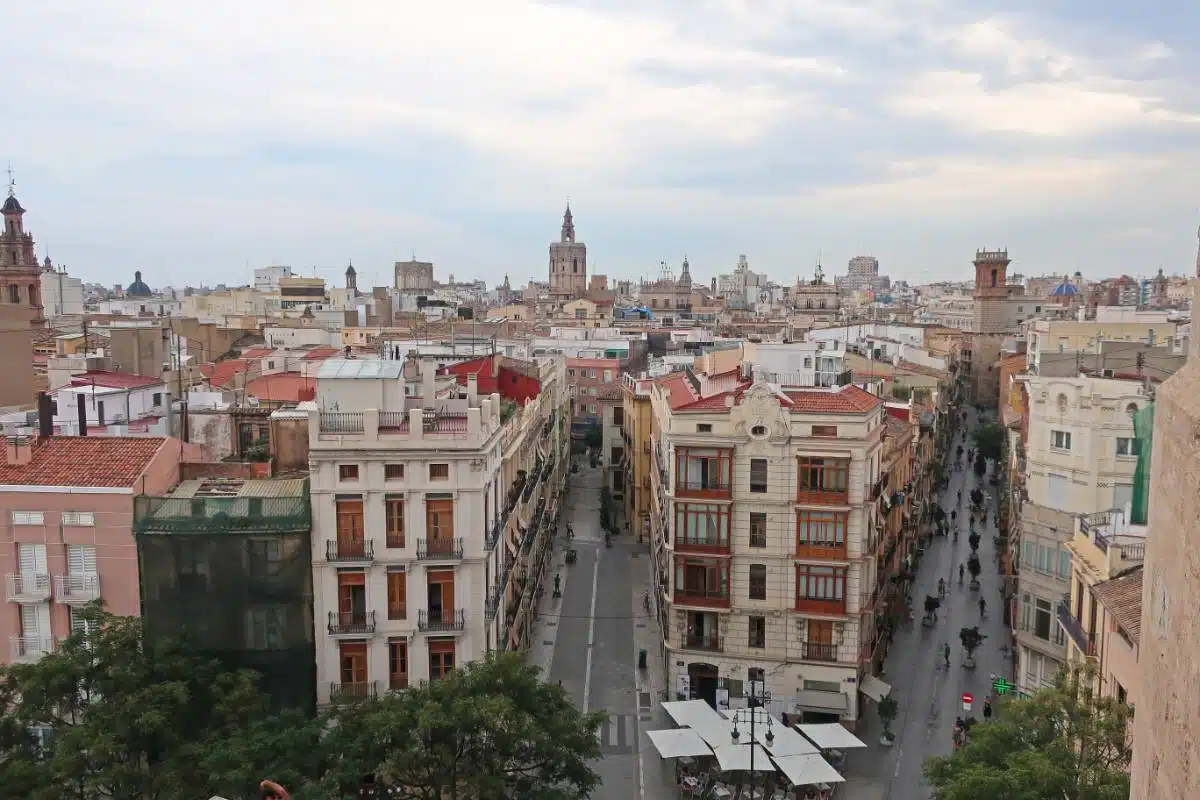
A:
[896,360,948,380]
[70,371,164,390]
[244,373,315,403]
[1091,566,1143,644]
[301,346,341,361]
[200,359,252,389]
[0,437,168,487]
[240,347,275,358]
[783,386,883,414]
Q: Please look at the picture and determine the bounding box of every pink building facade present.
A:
[0,435,198,663]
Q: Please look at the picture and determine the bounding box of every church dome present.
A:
[126,270,153,297]
[2,195,24,214]
[1050,280,1078,297]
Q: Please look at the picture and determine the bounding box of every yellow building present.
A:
[620,374,655,542]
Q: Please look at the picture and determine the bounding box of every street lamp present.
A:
[729,680,773,776]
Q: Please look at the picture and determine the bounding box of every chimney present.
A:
[36,392,53,438]
[5,436,33,466]
[77,393,88,436]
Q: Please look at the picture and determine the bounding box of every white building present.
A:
[305,353,568,702]
[49,370,170,434]
[41,268,85,319]
[254,265,295,292]
[648,368,888,726]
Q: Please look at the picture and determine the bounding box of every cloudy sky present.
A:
[5,1,1199,290]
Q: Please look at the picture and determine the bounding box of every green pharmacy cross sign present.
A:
[992,676,1013,695]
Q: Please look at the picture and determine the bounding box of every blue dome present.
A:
[1050,281,1078,297]
[126,270,153,297]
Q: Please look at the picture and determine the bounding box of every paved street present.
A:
[842,409,1014,799]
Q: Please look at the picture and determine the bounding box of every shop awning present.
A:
[773,753,845,787]
[713,744,774,772]
[795,723,868,750]
[646,728,713,759]
[859,675,892,703]
[661,700,730,747]
[792,690,848,713]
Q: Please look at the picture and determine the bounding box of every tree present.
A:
[925,666,1133,799]
[318,652,604,799]
[877,696,899,745]
[973,452,987,477]
[967,554,982,588]
[968,532,981,553]
[0,604,319,800]
[959,627,986,668]
[971,422,1006,462]
[584,423,602,450]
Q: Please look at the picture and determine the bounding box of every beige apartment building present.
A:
[647,369,888,726]
[1061,508,1144,705]
[305,354,567,703]
[1013,373,1151,694]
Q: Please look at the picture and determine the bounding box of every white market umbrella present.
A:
[646,728,713,759]
[795,722,868,750]
[713,744,774,772]
[773,753,845,787]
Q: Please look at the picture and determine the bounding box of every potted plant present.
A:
[959,626,986,669]
[877,696,899,746]
[967,554,982,591]
[968,532,981,554]
[922,595,940,627]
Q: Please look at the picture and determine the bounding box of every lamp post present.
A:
[730,679,773,778]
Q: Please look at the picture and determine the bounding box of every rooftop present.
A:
[316,358,405,380]
[0,436,170,487]
[171,477,307,499]
[1091,566,1143,644]
[69,370,164,391]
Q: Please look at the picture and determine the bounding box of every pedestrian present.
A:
[983,698,993,720]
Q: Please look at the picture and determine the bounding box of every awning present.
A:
[773,753,845,787]
[760,724,820,757]
[860,675,892,703]
[646,728,713,759]
[661,699,731,747]
[795,723,868,751]
[712,744,774,772]
[792,690,848,713]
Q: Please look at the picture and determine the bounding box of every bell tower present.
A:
[548,203,587,298]
[0,169,45,327]
[972,248,1011,299]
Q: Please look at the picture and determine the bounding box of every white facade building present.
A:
[41,269,85,319]
[254,265,295,292]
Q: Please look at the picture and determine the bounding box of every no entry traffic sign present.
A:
[961,692,973,711]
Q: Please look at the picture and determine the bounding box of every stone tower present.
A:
[345,261,357,296]
[1128,234,1200,798]
[0,173,45,327]
[967,248,1015,406]
[548,204,587,298]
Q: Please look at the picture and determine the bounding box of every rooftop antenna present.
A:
[6,163,14,197]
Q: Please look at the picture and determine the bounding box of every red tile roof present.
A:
[200,359,251,389]
[301,346,341,361]
[244,372,315,403]
[1091,567,1143,643]
[240,347,275,358]
[0,437,169,487]
[783,386,883,414]
[70,371,164,390]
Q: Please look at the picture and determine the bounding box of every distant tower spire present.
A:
[345,259,357,294]
[561,203,575,243]
[5,164,14,197]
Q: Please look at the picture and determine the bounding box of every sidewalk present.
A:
[631,538,675,799]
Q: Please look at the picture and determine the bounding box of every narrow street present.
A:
[843,408,1014,799]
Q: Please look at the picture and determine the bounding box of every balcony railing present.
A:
[1057,601,1096,657]
[6,573,51,603]
[326,538,375,562]
[681,632,722,652]
[797,487,851,505]
[10,635,53,663]
[674,537,732,555]
[794,597,847,616]
[134,494,310,534]
[675,479,731,499]
[54,573,100,604]
[417,537,464,560]
[803,642,839,662]
[328,610,376,636]
[672,589,731,609]
[419,608,466,632]
[320,412,365,433]
[330,681,378,702]
[794,542,849,561]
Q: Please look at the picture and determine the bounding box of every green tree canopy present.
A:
[925,667,1132,800]
[972,422,1007,462]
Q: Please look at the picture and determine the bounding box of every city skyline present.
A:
[5,1,1199,287]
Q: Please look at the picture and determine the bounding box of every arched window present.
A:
[1057,393,1068,414]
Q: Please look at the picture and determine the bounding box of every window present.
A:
[795,510,848,555]
[11,511,44,526]
[674,557,730,604]
[1113,483,1133,512]
[1057,393,1068,412]
[429,639,456,680]
[61,511,95,527]
[749,458,768,493]
[247,539,282,582]
[748,565,767,600]
[696,424,712,433]
[613,406,624,426]
[1034,598,1052,640]
[675,448,732,493]
[152,392,163,406]
[749,513,767,548]
[674,504,729,551]
[384,464,405,480]
[387,570,407,620]
[1126,402,1139,418]
[1058,549,1072,580]
[748,616,766,648]
[385,497,405,547]
[750,425,768,437]
[1116,682,1127,704]
[429,463,449,481]
[389,640,409,690]
[339,464,359,481]
[245,608,286,650]
[1116,438,1140,457]
[1050,430,1071,451]
[69,606,99,642]
[335,498,365,547]
[426,497,455,540]
[567,368,576,378]
[795,565,846,611]
[339,641,368,686]
[796,457,849,498]
[1036,544,1053,574]
[811,425,837,437]
[1019,593,1032,631]
[1047,473,1069,509]
[611,446,623,464]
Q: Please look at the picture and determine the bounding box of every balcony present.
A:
[681,631,722,652]
[797,487,851,506]
[794,542,849,561]
[803,642,839,662]
[419,608,466,633]
[672,588,731,609]
[794,597,847,616]
[417,537,464,561]
[10,635,53,663]
[54,573,100,604]
[674,537,732,556]
[6,573,50,603]
[675,479,731,500]
[330,681,378,703]
[1057,601,1096,658]
[327,610,376,637]
[326,538,375,563]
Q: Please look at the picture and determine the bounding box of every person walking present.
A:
[958,563,965,584]
[979,596,987,617]
[942,642,951,668]
[983,698,993,720]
